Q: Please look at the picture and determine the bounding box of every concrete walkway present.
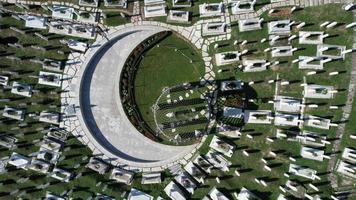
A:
[327,9,356,190]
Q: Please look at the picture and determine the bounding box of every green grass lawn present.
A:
[134,33,206,144]
[195,4,354,199]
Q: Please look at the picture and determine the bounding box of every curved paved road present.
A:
[74,25,198,169]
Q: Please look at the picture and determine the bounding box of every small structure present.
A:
[184,161,206,183]
[268,20,291,35]
[49,21,96,39]
[164,181,186,200]
[37,147,61,164]
[220,80,243,91]
[79,0,99,7]
[39,111,60,125]
[283,180,306,198]
[216,51,240,66]
[238,18,262,32]
[50,6,75,20]
[0,75,9,86]
[288,164,318,180]
[144,0,167,18]
[232,0,256,15]
[11,82,32,97]
[110,168,134,185]
[205,150,231,172]
[0,157,9,174]
[298,56,324,70]
[202,22,227,36]
[274,96,302,113]
[223,107,244,118]
[342,148,356,163]
[193,155,212,174]
[299,31,324,44]
[77,11,98,23]
[336,160,356,179]
[42,59,65,72]
[274,113,300,127]
[45,192,65,200]
[271,46,294,57]
[104,0,127,7]
[25,15,47,29]
[297,131,327,147]
[3,106,25,121]
[175,171,197,194]
[46,127,68,142]
[39,71,62,87]
[242,59,268,72]
[300,146,325,161]
[8,152,30,169]
[67,40,88,52]
[172,0,191,7]
[209,135,235,157]
[205,187,229,200]
[244,110,273,124]
[127,188,153,200]
[128,188,154,200]
[317,44,346,60]
[167,10,190,23]
[303,84,334,99]
[199,3,224,17]
[28,158,51,174]
[86,157,110,174]
[217,123,242,138]
[236,187,260,200]
[41,138,63,152]
[51,167,72,182]
[304,115,331,130]
[0,135,17,150]
[141,172,161,184]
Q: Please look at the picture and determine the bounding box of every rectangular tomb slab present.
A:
[199,2,224,17]
[304,115,331,130]
[172,0,191,8]
[25,15,47,30]
[337,161,356,179]
[238,18,262,32]
[242,59,268,72]
[316,44,346,60]
[11,82,32,97]
[215,51,240,66]
[50,5,75,20]
[244,110,273,124]
[300,146,325,161]
[298,56,324,70]
[268,20,291,35]
[299,31,324,45]
[220,80,243,91]
[202,22,227,37]
[274,112,300,127]
[3,106,25,121]
[167,10,189,23]
[164,181,186,200]
[38,71,62,87]
[274,96,302,113]
[144,3,167,18]
[231,0,256,15]
[271,46,293,57]
[289,163,318,180]
[303,84,334,99]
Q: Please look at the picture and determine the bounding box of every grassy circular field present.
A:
[134,33,206,144]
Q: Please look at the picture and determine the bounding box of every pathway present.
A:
[327,8,356,190]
